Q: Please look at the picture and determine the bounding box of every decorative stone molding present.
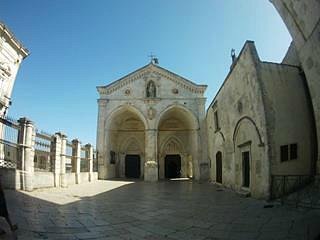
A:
[144,160,158,167]
[147,107,156,120]
[97,64,207,97]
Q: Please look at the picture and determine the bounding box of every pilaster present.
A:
[85,143,94,181]
[51,133,62,187]
[18,117,35,191]
[72,139,81,184]
[57,132,67,187]
[144,129,158,181]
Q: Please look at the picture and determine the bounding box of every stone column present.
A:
[144,129,158,181]
[51,133,62,187]
[57,132,67,187]
[72,139,81,184]
[96,99,107,179]
[85,143,94,182]
[18,117,35,191]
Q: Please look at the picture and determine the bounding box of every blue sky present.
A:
[1,0,291,145]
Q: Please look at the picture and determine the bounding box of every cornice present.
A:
[0,22,29,59]
[97,63,207,96]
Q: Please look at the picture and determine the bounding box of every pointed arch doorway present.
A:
[165,154,181,178]
[125,154,141,178]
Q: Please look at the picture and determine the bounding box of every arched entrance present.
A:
[216,151,222,183]
[157,105,199,180]
[165,154,181,178]
[104,106,146,179]
[125,154,141,178]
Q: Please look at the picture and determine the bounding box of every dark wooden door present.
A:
[242,151,250,187]
[216,152,222,183]
[165,155,181,178]
[125,155,140,178]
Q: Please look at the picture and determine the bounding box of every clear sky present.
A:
[1,0,291,146]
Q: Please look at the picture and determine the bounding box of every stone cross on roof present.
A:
[148,53,159,65]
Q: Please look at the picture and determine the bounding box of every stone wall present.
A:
[0,117,97,191]
[271,0,320,174]
[206,41,315,199]
[260,62,316,175]
[207,41,270,198]
[33,171,55,189]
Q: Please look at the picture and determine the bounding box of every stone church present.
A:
[96,62,208,182]
[96,0,320,199]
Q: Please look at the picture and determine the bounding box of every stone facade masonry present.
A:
[0,22,29,116]
[96,63,208,182]
[206,41,316,199]
[271,0,320,174]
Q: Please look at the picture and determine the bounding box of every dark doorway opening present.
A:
[216,152,222,183]
[242,151,250,188]
[165,155,181,178]
[125,155,140,178]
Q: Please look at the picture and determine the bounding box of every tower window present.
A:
[214,110,220,131]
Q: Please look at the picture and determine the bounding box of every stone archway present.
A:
[233,117,267,197]
[159,136,188,179]
[119,137,144,179]
[102,105,146,179]
[157,105,199,180]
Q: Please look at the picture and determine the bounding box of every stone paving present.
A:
[1,180,320,240]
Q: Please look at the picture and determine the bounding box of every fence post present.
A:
[51,133,62,187]
[85,143,94,182]
[72,139,81,184]
[18,117,35,191]
[59,132,67,187]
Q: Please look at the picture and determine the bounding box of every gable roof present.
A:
[97,62,207,96]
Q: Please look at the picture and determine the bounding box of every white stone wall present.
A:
[260,62,315,176]
[33,172,55,189]
[207,40,315,199]
[207,41,270,198]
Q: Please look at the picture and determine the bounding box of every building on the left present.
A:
[0,22,29,116]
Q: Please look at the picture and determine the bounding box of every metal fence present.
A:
[34,131,52,171]
[270,175,319,209]
[65,141,73,173]
[0,117,20,169]
[80,147,88,172]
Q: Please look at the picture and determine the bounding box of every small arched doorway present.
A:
[216,151,222,183]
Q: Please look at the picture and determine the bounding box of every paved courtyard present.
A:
[2,180,320,240]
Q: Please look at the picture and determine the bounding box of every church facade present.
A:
[96,63,208,181]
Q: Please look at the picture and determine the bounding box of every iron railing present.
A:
[271,175,319,209]
[80,147,88,172]
[65,141,73,172]
[34,131,52,171]
[0,117,20,169]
